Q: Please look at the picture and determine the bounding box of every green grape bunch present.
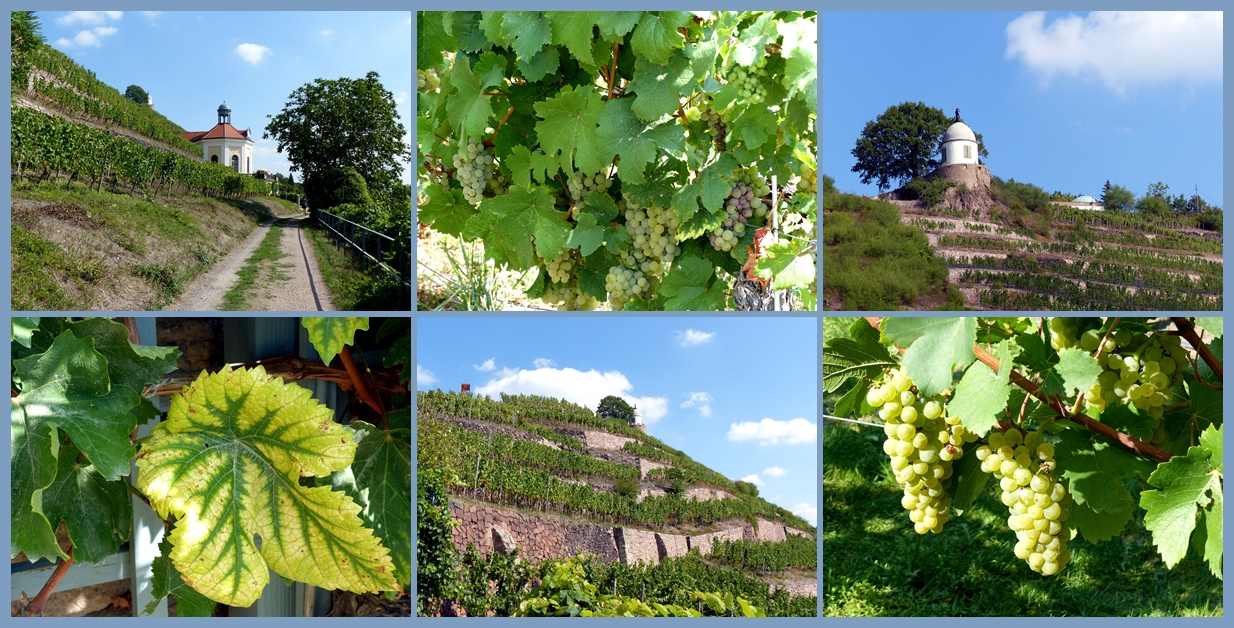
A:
[417,68,440,93]
[711,167,770,253]
[976,429,1071,576]
[727,57,769,105]
[452,137,494,205]
[868,368,977,535]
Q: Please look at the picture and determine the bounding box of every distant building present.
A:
[1056,195,1105,211]
[178,102,255,174]
[931,109,990,190]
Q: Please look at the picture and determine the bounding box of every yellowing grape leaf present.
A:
[136,366,396,608]
[302,317,370,366]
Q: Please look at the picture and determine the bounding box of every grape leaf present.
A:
[832,381,868,418]
[418,12,455,70]
[683,28,719,79]
[595,12,640,41]
[534,85,606,177]
[604,225,632,254]
[630,11,691,64]
[949,361,1010,437]
[565,212,606,256]
[753,240,814,290]
[10,411,63,562]
[145,536,218,617]
[1014,333,1063,396]
[502,11,552,60]
[136,366,397,608]
[1055,427,1155,513]
[1184,371,1222,431]
[12,316,38,348]
[478,11,514,47]
[822,336,894,393]
[517,46,560,83]
[729,106,777,153]
[13,330,143,481]
[781,38,817,111]
[446,55,497,140]
[1203,482,1222,578]
[882,317,976,398]
[730,12,775,66]
[548,12,599,69]
[659,256,725,311]
[671,152,738,222]
[1195,317,1223,338]
[627,53,694,123]
[596,98,686,184]
[330,422,411,588]
[1140,441,1222,569]
[65,316,179,394]
[946,448,989,516]
[445,11,489,54]
[1053,347,1101,397]
[1200,423,1223,473]
[417,182,476,236]
[1069,499,1135,543]
[41,440,131,565]
[302,317,370,367]
[1197,337,1222,383]
[477,184,569,269]
[1100,404,1157,441]
[579,190,620,223]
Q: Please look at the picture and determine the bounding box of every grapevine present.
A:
[416,11,817,310]
[825,316,1223,581]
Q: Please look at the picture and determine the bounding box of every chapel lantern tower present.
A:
[217,102,232,125]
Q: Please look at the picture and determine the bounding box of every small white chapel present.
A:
[178,102,255,174]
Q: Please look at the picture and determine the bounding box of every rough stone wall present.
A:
[683,486,735,502]
[752,518,787,543]
[583,430,637,451]
[636,486,668,503]
[689,527,746,556]
[450,501,617,562]
[638,459,666,478]
[932,163,991,189]
[785,526,815,541]
[615,527,660,565]
[655,533,689,560]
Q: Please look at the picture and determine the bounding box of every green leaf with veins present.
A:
[729,106,776,153]
[478,185,569,269]
[14,330,143,481]
[565,213,606,256]
[446,56,497,140]
[12,316,38,348]
[332,422,412,587]
[946,449,989,516]
[548,12,599,69]
[145,536,218,617]
[883,317,976,398]
[418,183,476,236]
[730,12,775,66]
[596,98,686,184]
[948,341,1013,437]
[517,46,560,83]
[41,440,131,564]
[595,12,640,41]
[1053,347,1101,397]
[418,12,455,70]
[136,366,397,608]
[754,241,815,289]
[502,11,552,60]
[659,256,725,311]
[62,317,179,394]
[1069,499,1135,543]
[671,153,738,222]
[1140,436,1222,570]
[302,317,370,366]
[10,410,63,562]
[627,54,694,123]
[630,11,691,64]
[823,335,895,393]
[534,85,606,177]
[1055,427,1154,513]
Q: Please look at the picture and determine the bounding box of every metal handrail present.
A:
[317,210,410,288]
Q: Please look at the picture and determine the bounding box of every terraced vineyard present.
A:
[885,199,1220,311]
[417,391,817,617]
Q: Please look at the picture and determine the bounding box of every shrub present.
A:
[613,477,640,499]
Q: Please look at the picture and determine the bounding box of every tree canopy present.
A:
[124,84,148,105]
[597,395,635,424]
[11,11,43,89]
[1100,180,1135,212]
[264,72,409,207]
[851,102,987,192]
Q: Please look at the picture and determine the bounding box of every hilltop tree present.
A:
[264,71,409,208]
[124,84,148,105]
[851,102,988,192]
[1100,181,1135,212]
[597,395,634,424]
[11,11,43,89]
[734,480,760,499]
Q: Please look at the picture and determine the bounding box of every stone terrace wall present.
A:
[785,526,815,541]
[615,527,660,565]
[584,430,637,451]
[752,518,787,543]
[449,502,618,563]
[689,527,747,556]
[683,486,735,502]
[639,459,666,478]
[656,533,689,560]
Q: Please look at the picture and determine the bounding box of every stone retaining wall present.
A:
[583,430,637,451]
[656,533,689,560]
[638,459,666,478]
[689,527,747,556]
[683,486,735,502]
[449,502,618,563]
[615,527,660,565]
[785,526,815,541]
[752,518,787,543]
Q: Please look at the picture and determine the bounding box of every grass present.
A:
[303,222,407,311]
[220,220,289,310]
[11,180,274,310]
[823,424,1223,617]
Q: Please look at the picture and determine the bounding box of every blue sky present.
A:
[40,11,411,182]
[824,11,1223,204]
[417,317,819,526]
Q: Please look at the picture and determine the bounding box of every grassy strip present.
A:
[12,226,77,310]
[220,221,287,310]
[302,221,407,311]
[823,424,1222,617]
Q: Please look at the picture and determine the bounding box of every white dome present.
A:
[941,121,976,143]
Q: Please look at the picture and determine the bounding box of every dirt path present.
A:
[246,218,336,311]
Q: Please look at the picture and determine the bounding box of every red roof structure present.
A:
[179,123,251,143]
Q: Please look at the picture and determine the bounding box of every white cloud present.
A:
[475,367,668,423]
[676,329,715,347]
[417,365,438,386]
[56,27,118,48]
[740,474,765,487]
[763,466,789,477]
[140,11,161,18]
[56,11,122,26]
[320,29,333,36]
[727,418,816,445]
[533,358,555,369]
[680,391,713,417]
[792,503,817,526]
[394,91,407,105]
[1006,11,1222,94]
[235,43,271,65]
[473,358,496,372]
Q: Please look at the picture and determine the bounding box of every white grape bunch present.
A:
[797,165,817,196]
[542,248,575,285]
[726,57,768,105]
[711,167,770,252]
[868,369,976,535]
[622,197,680,276]
[452,137,494,205]
[605,266,646,310]
[541,281,599,311]
[417,68,440,93]
[567,169,613,201]
[976,429,1071,576]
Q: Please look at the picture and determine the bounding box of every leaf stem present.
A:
[1171,317,1223,383]
[339,346,387,421]
[25,548,74,616]
[608,42,620,101]
[486,107,515,146]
